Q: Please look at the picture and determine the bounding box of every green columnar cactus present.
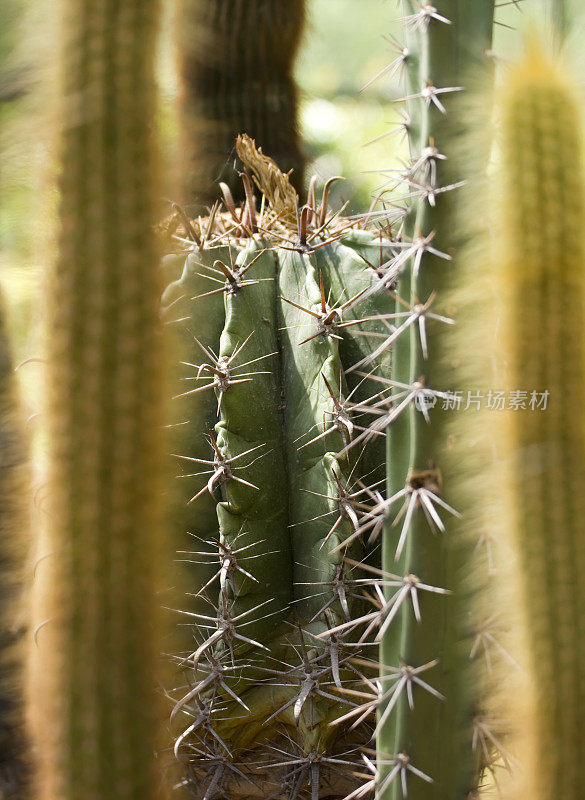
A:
[166,5,585,800]
[176,0,306,207]
[28,0,171,797]
[377,3,496,798]
[489,45,585,800]
[164,139,395,799]
[0,290,30,798]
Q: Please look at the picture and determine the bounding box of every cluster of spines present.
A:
[28,0,171,798]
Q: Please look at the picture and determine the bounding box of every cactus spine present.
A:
[176,0,306,207]
[378,3,496,798]
[490,44,585,800]
[28,0,170,797]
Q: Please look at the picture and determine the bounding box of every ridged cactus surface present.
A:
[490,44,585,800]
[28,0,171,798]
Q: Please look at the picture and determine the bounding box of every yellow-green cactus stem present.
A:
[28,0,171,798]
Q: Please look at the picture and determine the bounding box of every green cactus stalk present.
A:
[0,290,30,798]
[176,0,306,208]
[27,0,172,797]
[488,44,585,800]
[377,3,496,798]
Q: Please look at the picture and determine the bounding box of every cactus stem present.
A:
[401,4,453,29]
[387,475,462,561]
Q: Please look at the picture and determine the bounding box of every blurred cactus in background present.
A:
[0,290,30,799]
[485,43,585,800]
[176,0,306,209]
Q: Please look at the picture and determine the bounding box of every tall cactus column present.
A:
[493,46,585,800]
[378,3,495,798]
[28,1,170,798]
[0,290,31,799]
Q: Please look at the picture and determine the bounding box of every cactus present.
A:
[0,289,30,798]
[176,0,306,208]
[483,43,585,800]
[27,0,173,797]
